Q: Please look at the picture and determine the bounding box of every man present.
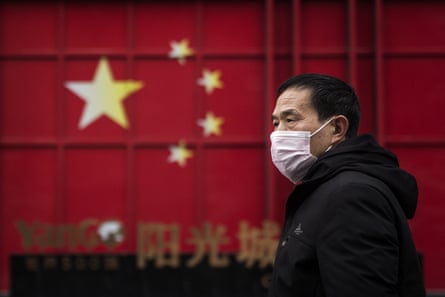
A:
[268,74,425,297]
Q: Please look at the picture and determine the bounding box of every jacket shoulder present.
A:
[317,170,393,205]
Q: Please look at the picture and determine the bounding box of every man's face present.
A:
[271,87,334,157]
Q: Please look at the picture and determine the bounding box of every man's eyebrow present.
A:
[272,109,300,120]
[281,109,300,116]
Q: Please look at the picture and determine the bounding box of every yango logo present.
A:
[15,219,126,251]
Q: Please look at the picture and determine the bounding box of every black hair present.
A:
[276,73,361,138]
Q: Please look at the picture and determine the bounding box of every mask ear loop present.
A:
[310,117,336,137]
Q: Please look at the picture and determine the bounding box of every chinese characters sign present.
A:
[16,219,280,270]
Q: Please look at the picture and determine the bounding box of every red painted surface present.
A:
[1,1,444,293]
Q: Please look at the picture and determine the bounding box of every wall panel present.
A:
[385,57,445,140]
[202,1,264,53]
[133,60,196,140]
[0,3,58,53]
[135,147,197,251]
[301,0,347,52]
[65,3,127,50]
[204,148,265,252]
[201,59,265,140]
[384,2,445,51]
[0,149,57,290]
[134,2,196,51]
[0,60,57,138]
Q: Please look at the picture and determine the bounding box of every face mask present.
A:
[270,118,334,184]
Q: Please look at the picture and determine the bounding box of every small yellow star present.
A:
[197,69,224,94]
[168,38,194,65]
[197,112,224,137]
[168,141,194,167]
[65,57,143,129]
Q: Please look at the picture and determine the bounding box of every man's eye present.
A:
[286,118,295,123]
[272,121,279,127]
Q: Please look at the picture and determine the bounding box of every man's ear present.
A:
[331,115,349,143]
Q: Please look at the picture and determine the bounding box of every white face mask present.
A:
[270,118,334,184]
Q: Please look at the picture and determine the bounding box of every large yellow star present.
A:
[197,69,224,94]
[65,57,143,129]
[168,38,194,65]
[168,141,194,167]
[197,112,224,137]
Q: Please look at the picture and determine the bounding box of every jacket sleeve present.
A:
[316,182,400,297]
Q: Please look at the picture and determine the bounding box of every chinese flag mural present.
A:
[0,2,278,296]
[1,1,445,296]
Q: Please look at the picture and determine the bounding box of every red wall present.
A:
[1,0,445,294]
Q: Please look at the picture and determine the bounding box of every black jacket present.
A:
[268,135,425,297]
